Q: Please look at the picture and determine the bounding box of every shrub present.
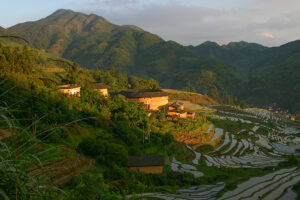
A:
[106,144,129,166]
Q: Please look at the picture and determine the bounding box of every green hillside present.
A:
[190,40,300,112]
[188,41,268,76]
[0,40,221,199]
[0,26,10,34]
[243,40,300,112]
[9,9,245,97]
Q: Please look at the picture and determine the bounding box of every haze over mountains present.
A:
[3,9,299,113]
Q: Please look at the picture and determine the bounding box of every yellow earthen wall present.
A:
[95,88,108,97]
[129,166,163,174]
[128,96,169,110]
[58,88,80,96]
[168,111,187,118]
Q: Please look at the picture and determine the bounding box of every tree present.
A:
[209,87,220,102]
[106,144,128,166]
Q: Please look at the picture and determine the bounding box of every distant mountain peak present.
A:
[121,25,144,31]
[199,41,219,47]
[225,41,248,48]
[224,41,267,51]
[52,8,74,15]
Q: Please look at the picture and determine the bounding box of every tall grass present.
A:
[0,103,61,199]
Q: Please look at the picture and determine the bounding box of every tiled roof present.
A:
[58,84,80,89]
[90,82,110,89]
[128,155,164,167]
[120,89,169,98]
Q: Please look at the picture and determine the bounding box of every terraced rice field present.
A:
[220,167,300,200]
[140,106,300,200]
[200,128,283,168]
[187,117,291,168]
[127,182,225,200]
[171,156,204,178]
[129,168,300,200]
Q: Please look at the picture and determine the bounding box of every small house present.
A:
[291,115,296,121]
[187,112,195,119]
[58,84,81,97]
[120,89,169,111]
[128,155,164,174]
[167,110,187,119]
[90,82,110,97]
[168,102,184,111]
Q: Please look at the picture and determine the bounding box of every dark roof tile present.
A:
[90,82,110,89]
[58,84,80,89]
[128,155,164,167]
[120,89,168,98]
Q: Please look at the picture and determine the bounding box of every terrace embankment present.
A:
[175,124,215,145]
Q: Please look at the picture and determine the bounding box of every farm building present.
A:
[58,84,81,97]
[291,115,296,121]
[187,112,195,119]
[120,89,169,111]
[168,102,184,111]
[128,155,164,174]
[168,110,187,119]
[90,82,110,97]
[167,102,195,120]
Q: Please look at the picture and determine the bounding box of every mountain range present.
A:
[2,9,299,112]
[189,40,300,112]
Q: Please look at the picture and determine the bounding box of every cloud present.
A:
[262,32,274,39]
[78,0,300,46]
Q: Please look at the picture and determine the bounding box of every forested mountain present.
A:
[188,41,268,76]
[242,40,300,112]
[189,40,300,112]
[0,26,9,34]
[9,9,245,97]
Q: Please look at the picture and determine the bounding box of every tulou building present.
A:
[90,82,110,97]
[120,89,169,111]
[128,155,164,174]
[58,84,81,97]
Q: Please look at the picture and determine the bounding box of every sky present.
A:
[1,0,300,46]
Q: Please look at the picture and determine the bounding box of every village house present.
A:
[168,101,184,111]
[167,101,195,120]
[187,112,195,119]
[128,155,164,174]
[168,110,187,119]
[290,115,296,121]
[120,89,169,111]
[58,84,81,97]
[90,82,110,97]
